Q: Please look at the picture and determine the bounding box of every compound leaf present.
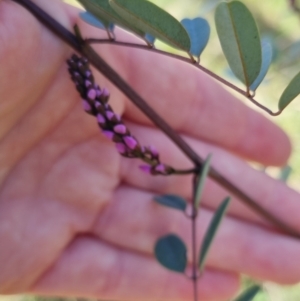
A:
[109,0,191,51]
[215,1,262,88]
[155,234,187,273]
[181,18,210,57]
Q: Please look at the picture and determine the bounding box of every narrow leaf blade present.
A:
[181,18,210,57]
[278,71,300,111]
[155,234,187,273]
[198,197,231,272]
[233,285,261,301]
[109,0,191,51]
[215,1,262,87]
[154,195,187,211]
[195,154,212,210]
[250,38,273,91]
[78,0,145,37]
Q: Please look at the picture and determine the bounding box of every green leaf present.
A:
[181,18,210,57]
[109,0,191,51]
[278,71,300,111]
[80,11,114,31]
[77,0,145,36]
[154,234,187,273]
[250,38,273,91]
[195,154,212,210]
[198,197,231,272]
[215,1,262,88]
[279,165,292,182]
[154,194,187,212]
[233,285,261,301]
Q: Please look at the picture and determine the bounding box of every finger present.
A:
[31,236,239,301]
[94,186,300,284]
[119,121,300,231]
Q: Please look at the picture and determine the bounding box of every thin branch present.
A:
[191,174,199,301]
[86,38,282,116]
[11,0,300,238]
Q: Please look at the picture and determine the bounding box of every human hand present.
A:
[0,1,299,301]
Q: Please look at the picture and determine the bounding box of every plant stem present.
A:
[86,38,282,116]
[191,174,199,301]
[11,0,300,239]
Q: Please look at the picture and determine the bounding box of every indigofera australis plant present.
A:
[9,0,300,300]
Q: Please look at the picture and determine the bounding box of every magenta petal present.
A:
[85,80,92,88]
[97,114,106,124]
[116,143,126,154]
[95,101,102,108]
[149,145,159,157]
[82,100,91,111]
[139,165,152,174]
[114,124,127,134]
[102,131,114,140]
[155,164,166,173]
[123,136,137,150]
[106,111,115,120]
[96,88,102,97]
[87,89,97,100]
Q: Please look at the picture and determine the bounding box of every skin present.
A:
[0,0,300,300]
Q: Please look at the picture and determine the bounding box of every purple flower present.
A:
[102,130,114,140]
[123,136,138,150]
[114,124,127,134]
[97,114,106,124]
[155,164,166,173]
[139,165,152,174]
[87,88,97,100]
[82,99,91,112]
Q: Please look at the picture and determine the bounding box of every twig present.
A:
[86,38,282,116]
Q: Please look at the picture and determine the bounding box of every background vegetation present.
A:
[2,0,300,300]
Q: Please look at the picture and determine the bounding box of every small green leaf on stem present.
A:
[250,38,273,91]
[279,165,292,182]
[198,197,231,272]
[215,1,262,89]
[154,234,187,273]
[77,0,145,37]
[195,154,212,210]
[181,18,210,58]
[233,285,261,301]
[154,194,187,212]
[278,71,300,111]
[80,11,114,31]
[109,0,191,51]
